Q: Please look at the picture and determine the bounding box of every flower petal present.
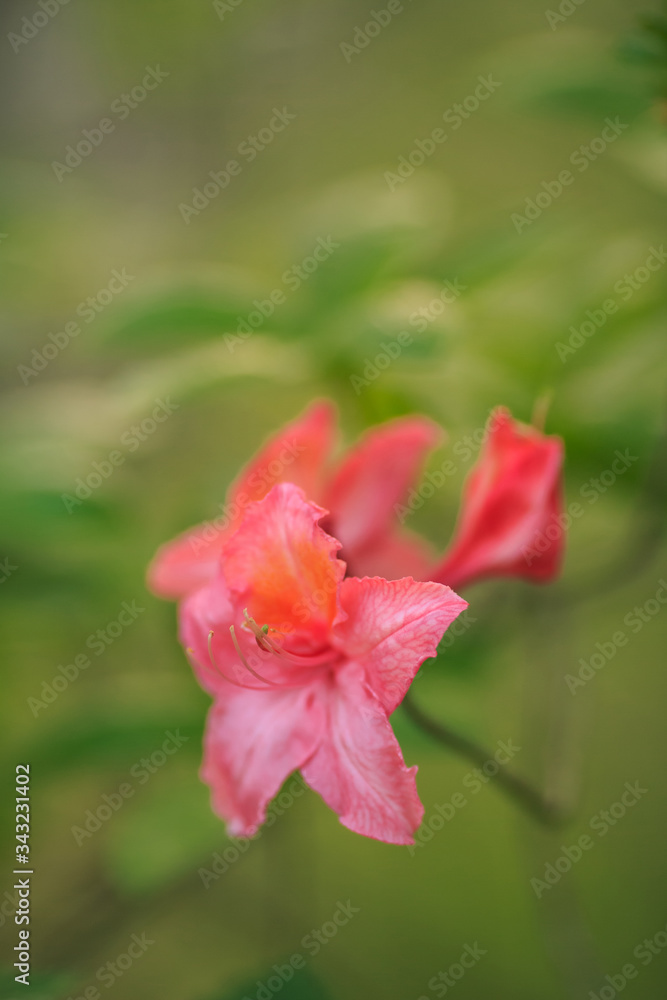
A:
[221,482,345,642]
[432,408,565,590]
[146,400,336,601]
[344,528,435,581]
[147,526,230,601]
[324,416,442,573]
[201,686,323,838]
[179,575,241,698]
[334,576,468,714]
[229,398,336,509]
[301,664,424,845]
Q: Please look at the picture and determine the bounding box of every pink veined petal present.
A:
[432,407,565,590]
[180,572,314,724]
[334,576,468,714]
[179,575,240,698]
[201,685,324,838]
[301,663,424,845]
[228,398,337,509]
[323,416,443,570]
[146,400,337,601]
[221,482,346,643]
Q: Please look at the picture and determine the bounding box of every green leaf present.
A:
[0,969,73,1000]
[209,966,333,1000]
[97,287,258,354]
[286,231,411,337]
[526,81,647,121]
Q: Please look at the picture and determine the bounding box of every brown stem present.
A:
[402,688,569,827]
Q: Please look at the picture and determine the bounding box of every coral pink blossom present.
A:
[430,407,564,590]
[148,401,440,599]
[148,400,564,600]
[180,482,467,844]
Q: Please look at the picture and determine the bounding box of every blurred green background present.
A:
[1,0,667,998]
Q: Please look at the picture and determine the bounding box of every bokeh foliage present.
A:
[1,1,666,998]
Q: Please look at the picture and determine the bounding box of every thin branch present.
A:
[402,688,569,827]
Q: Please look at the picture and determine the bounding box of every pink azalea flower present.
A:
[148,400,564,600]
[147,400,441,598]
[430,407,564,591]
[180,482,467,844]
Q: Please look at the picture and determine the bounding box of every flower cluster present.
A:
[148,401,564,844]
